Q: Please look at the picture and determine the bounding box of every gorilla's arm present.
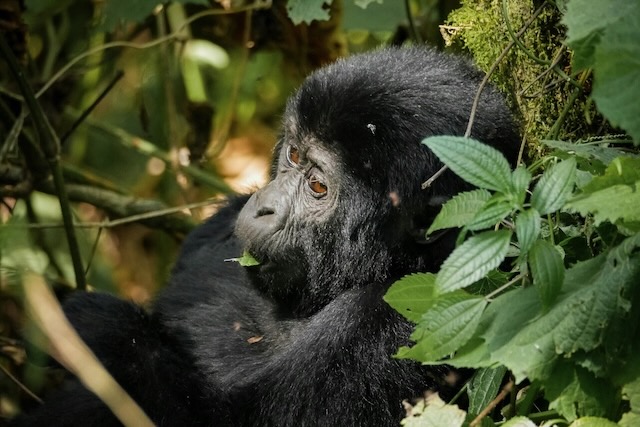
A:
[158,277,442,426]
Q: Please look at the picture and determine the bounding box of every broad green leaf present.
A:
[582,158,640,192]
[569,418,620,427]
[423,136,512,193]
[567,158,640,226]
[384,273,438,323]
[401,394,466,427]
[286,0,332,24]
[515,209,541,256]
[562,0,638,70]
[433,336,493,368]
[436,230,512,293]
[620,375,640,427]
[467,366,507,417]
[397,292,486,362]
[544,364,619,421]
[483,234,640,382]
[566,182,640,226]
[511,166,532,206]
[501,417,536,427]
[529,240,565,308]
[531,158,577,215]
[466,196,513,231]
[427,189,491,234]
[542,139,637,165]
[592,12,640,144]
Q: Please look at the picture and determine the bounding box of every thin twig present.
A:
[35,1,272,99]
[485,273,524,301]
[60,70,125,145]
[469,380,514,427]
[0,34,87,290]
[0,362,44,404]
[422,2,548,190]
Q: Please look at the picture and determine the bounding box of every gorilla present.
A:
[14,47,518,426]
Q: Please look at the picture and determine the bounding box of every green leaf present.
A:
[437,336,493,368]
[436,230,512,293]
[467,366,508,417]
[542,139,637,165]
[566,158,640,226]
[531,158,577,215]
[225,251,261,267]
[562,0,639,70]
[511,166,532,205]
[591,12,640,144]
[529,240,565,308]
[466,196,513,231]
[401,394,466,427]
[483,234,640,382]
[501,417,536,427]
[423,136,512,192]
[620,375,640,427]
[286,0,333,24]
[384,273,438,323]
[545,364,619,421]
[397,292,486,362]
[427,189,491,234]
[569,418,620,427]
[515,209,541,256]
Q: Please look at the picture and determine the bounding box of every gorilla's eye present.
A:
[286,145,300,166]
[308,175,327,196]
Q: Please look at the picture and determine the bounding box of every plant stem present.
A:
[0,34,86,290]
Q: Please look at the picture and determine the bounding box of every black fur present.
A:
[14,47,518,426]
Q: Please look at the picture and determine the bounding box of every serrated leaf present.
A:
[467,366,508,417]
[483,234,640,382]
[286,0,333,24]
[511,166,532,205]
[566,182,640,225]
[515,209,541,256]
[427,189,491,234]
[592,12,640,144]
[541,139,637,165]
[531,158,577,215]
[545,364,619,421]
[562,0,638,70]
[582,158,640,192]
[567,158,640,225]
[436,230,512,293]
[397,292,486,362]
[467,196,513,231]
[423,136,512,192]
[529,240,565,308]
[384,273,437,323]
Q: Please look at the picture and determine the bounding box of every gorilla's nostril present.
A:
[256,207,275,217]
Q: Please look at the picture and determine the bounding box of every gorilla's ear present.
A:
[410,195,452,245]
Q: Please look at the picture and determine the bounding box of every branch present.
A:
[0,34,86,290]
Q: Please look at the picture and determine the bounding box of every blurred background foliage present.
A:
[0,0,461,418]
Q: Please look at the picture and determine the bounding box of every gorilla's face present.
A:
[235,134,352,305]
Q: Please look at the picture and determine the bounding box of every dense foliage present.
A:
[1,0,639,426]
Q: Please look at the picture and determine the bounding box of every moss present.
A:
[446,0,611,158]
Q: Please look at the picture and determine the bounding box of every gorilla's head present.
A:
[236,47,519,317]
